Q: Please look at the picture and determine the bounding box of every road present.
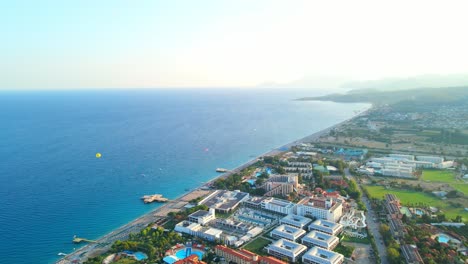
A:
[345,169,388,264]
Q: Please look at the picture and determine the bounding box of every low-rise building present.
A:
[260,197,296,215]
[400,244,424,264]
[280,214,312,229]
[265,239,307,263]
[214,245,259,264]
[308,219,343,236]
[199,190,249,213]
[174,254,207,264]
[174,221,223,242]
[270,224,306,242]
[302,246,344,264]
[188,208,216,225]
[389,218,406,239]
[301,230,339,250]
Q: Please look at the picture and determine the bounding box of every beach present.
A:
[56,107,369,264]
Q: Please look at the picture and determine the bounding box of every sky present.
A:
[1,0,468,90]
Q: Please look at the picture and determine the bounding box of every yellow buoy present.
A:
[96,153,102,158]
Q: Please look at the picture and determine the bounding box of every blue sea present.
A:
[0,89,369,263]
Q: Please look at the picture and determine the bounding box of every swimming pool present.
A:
[133,252,148,261]
[415,209,424,216]
[175,248,204,260]
[438,234,451,243]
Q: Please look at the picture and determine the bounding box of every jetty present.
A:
[72,236,97,244]
[141,194,169,203]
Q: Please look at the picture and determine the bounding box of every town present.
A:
[82,140,468,264]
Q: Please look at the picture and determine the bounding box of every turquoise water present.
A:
[415,209,424,216]
[175,248,204,260]
[134,252,148,261]
[0,89,368,263]
[438,234,450,243]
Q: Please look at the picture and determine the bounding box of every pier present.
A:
[141,194,169,203]
[72,236,97,244]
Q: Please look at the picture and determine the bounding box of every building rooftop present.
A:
[214,245,258,262]
[303,230,337,243]
[302,246,344,264]
[280,214,312,226]
[401,245,424,264]
[267,239,307,255]
[272,224,306,237]
[189,210,211,218]
[200,190,249,211]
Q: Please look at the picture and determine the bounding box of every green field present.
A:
[421,170,457,183]
[243,237,271,255]
[364,185,468,220]
[452,183,468,195]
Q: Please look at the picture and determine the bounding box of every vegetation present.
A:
[242,237,271,255]
[364,185,468,220]
[421,170,457,183]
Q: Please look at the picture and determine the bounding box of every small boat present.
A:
[57,253,67,256]
[216,168,228,173]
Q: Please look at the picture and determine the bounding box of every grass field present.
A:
[364,185,468,220]
[421,170,457,183]
[243,237,271,255]
[452,183,468,195]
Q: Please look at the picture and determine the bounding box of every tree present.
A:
[387,247,401,264]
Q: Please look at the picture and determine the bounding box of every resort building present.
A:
[301,230,339,250]
[214,245,259,264]
[188,209,216,226]
[385,194,402,219]
[199,190,249,213]
[174,221,222,242]
[243,196,269,210]
[174,255,207,264]
[415,155,443,164]
[296,196,343,222]
[308,219,343,236]
[259,256,288,264]
[270,224,306,242]
[260,197,296,215]
[261,175,298,197]
[280,214,312,229]
[302,246,344,264]
[389,218,406,239]
[265,239,307,263]
[400,244,424,264]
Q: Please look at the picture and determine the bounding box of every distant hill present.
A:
[342,73,468,93]
[297,86,468,105]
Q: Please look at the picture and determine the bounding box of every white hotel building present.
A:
[260,197,296,215]
[296,197,343,222]
[266,238,307,262]
[302,247,344,264]
[270,224,306,242]
[301,230,340,250]
[280,214,312,229]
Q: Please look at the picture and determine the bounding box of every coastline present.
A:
[56,106,372,264]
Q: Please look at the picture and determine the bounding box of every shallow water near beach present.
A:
[0,88,369,263]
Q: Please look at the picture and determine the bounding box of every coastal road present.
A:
[345,169,388,264]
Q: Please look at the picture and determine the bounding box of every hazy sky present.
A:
[1,0,468,89]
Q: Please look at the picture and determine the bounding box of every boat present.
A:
[57,253,67,256]
[216,168,228,173]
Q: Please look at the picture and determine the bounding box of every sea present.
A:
[0,88,369,263]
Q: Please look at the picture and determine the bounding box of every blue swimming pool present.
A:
[438,234,450,243]
[175,248,204,260]
[134,252,148,261]
[415,209,424,216]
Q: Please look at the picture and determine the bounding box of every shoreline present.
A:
[56,106,372,264]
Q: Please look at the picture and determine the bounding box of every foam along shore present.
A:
[56,107,371,264]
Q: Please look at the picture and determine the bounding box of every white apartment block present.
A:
[302,247,344,264]
[266,239,307,262]
[296,197,343,222]
[270,224,306,242]
[280,214,312,229]
[261,197,296,215]
[308,219,343,236]
[301,230,339,250]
